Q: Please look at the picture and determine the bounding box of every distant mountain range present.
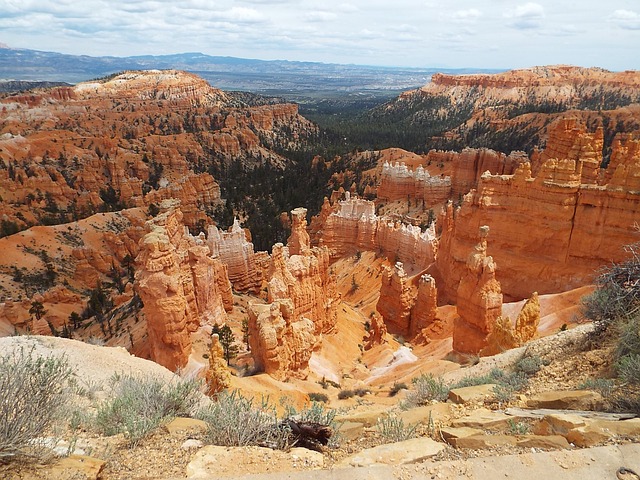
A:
[0,46,502,93]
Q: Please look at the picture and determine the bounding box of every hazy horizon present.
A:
[0,1,638,71]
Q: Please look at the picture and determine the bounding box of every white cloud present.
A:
[0,0,637,71]
[504,2,545,29]
[451,8,482,23]
[609,9,640,30]
[216,7,265,24]
[304,11,337,22]
[337,3,358,13]
[552,24,585,37]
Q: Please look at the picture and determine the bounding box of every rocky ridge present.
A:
[0,69,316,232]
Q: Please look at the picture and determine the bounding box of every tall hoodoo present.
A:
[135,200,232,371]
[376,262,417,336]
[410,274,439,337]
[453,226,503,354]
[248,207,339,379]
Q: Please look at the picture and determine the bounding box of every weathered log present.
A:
[284,419,333,451]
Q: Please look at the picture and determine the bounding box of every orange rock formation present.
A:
[248,300,316,380]
[453,226,503,354]
[206,334,231,395]
[207,219,261,293]
[376,265,440,338]
[436,119,640,302]
[481,292,541,356]
[315,193,437,268]
[376,262,416,336]
[377,162,452,206]
[410,274,439,337]
[248,208,339,379]
[426,149,528,197]
[364,312,388,349]
[135,201,232,371]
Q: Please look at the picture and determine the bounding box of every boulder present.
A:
[336,437,444,467]
[451,408,519,430]
[448,384,498,404]
[527,390,603,411]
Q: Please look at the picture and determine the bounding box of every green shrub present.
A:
[292,400,337,428]
[617,354,640,385]
[197,390,290,449]
[337,389,355,400]
[492,383,517,403]
[95,374,201,446]
[452,373,496,389]
[615,316,640,361]
[376,415,417,442]
[308,392,329,403]
[515,355,547,375]
[0,346,72,461]
[578,377,616,396]
[506,419,530,435]
[582,242,640,334]
[403,374,449,407]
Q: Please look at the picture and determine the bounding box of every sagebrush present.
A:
[95,374,202,446]
[197,390,291,449]
[0,346,72,461]
[376,415,417,442]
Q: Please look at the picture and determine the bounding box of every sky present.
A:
[0,0,639,70]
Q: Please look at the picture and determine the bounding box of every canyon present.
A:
[0,65,639,386]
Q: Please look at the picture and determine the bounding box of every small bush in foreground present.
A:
[582,242,640,335]
[403,374,449,408]
[197,390,290,449]
[0,347,72,461]
[515,355,547,375]
[617,354,640,385]
[95,374,201,446]
[507,419,530,435]
[611,393,640,416]
[578,377,616,396]
[376,415,417,442]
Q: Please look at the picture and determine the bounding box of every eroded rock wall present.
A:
[135,201,232,371]
[315,194,437,269]
[207,219,261,293]
[426,148,527,197]
[436,121,640,303]
[248,208,339,379]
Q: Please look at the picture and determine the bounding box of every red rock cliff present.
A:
[315,194,438,269]
[135,201,232,371]
[436,119,640,302]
